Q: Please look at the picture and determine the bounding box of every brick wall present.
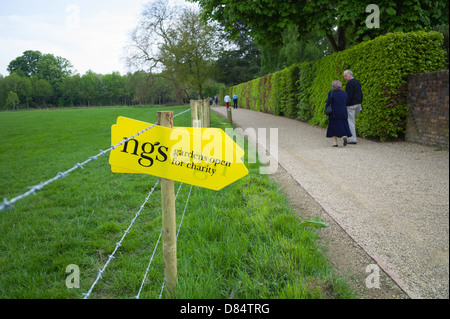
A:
[406,70,449,149]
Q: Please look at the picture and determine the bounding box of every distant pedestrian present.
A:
[210,97,213,106]
[232,93,238,109]
[343,70,363,144]
[215,96,218,105]
[325,80,352,147]
[224,94,231,109]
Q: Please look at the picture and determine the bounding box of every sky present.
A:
[0,0,195,76]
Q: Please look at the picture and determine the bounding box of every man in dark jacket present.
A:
[344,70,363,144]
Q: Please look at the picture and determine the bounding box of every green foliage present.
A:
[308,50,347,128]
[6,91,19,110]
[300,217,329,229]
[7,50,43,77]
[296,61,316,121]
[0,69,177,109]
[283,64,300,118]
[223,31,447,141]
[192,0,449,54]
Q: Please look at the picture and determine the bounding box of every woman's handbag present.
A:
[324,91,333,117]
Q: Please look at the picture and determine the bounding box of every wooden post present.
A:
[203,99,210,128]
[227,106,232,124]
[191,100,198,124]
[198,99,204,128]
[157,111,177,298]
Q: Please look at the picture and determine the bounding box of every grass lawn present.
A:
[0,105,355,299]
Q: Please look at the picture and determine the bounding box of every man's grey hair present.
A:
[344,70,353,76]
[332,80,343,90]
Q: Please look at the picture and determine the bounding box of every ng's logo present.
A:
[121,138,169,168]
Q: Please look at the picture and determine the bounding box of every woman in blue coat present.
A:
[325,80,352,147]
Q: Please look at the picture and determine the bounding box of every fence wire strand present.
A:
[1,108,190,211]
[2,107,196,300]
[135,182,185,299]
[82,178,160,299]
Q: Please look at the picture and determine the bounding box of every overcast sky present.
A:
[0,0,195,76]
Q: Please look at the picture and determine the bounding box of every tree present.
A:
[61,74,82,106]
[6,91,20,110]
[215,23,261,86]
[2,74,32,108]
[126,0,222,102]
[128,71,154,105]
[7,50,43,77]
[150,75,175,104]
[166,8,222,98]
[258,25,333,75]
[8,51,73,82]
[36,54,74,86]
[126,0,182,103]
[7,51,74,106]
[103,72,125,105]
[190,0,449,52]
[80,71,101,107]
[31,78,52,107]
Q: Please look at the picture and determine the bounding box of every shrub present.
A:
[223,31,446,141]
[296,62,316,122]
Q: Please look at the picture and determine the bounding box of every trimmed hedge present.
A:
[221,31,446,141]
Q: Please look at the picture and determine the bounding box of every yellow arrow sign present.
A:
[109,116,248,190]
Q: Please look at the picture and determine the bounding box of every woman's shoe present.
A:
[343,136,348,146]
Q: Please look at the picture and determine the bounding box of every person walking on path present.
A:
[326,80,352,147]
[344,70,363,144]
[224,94,231,109]
[232,93,239,109]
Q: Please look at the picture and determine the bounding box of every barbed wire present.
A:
[2,106,195,299]
[135,182,184,299]
[173,108,191,119]
[82,178,160,299]
[0,108,191,212]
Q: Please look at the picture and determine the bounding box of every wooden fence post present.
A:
[191,100,198,124]
[157,111,177,298]
[191,100,201,128]
[198,99,204,128]
[203,99,210,128]
[227,107,232,124]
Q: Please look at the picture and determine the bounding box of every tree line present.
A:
[0,50,188,110]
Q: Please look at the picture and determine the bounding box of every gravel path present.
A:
[212,107,449,299]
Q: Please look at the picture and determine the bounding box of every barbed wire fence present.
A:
[1,107,197,299]
[82,177,161,299]
[0,108,191,212]
[136,183,194,300]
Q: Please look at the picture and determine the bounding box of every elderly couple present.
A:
[325,70,363,147]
